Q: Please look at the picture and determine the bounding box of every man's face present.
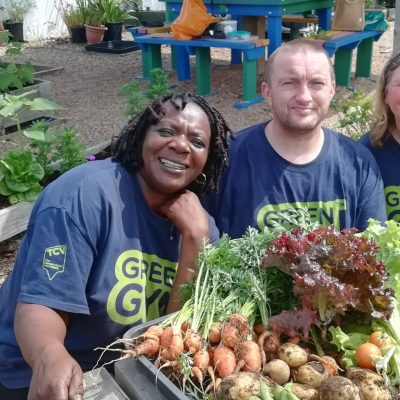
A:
[262,49,335,134]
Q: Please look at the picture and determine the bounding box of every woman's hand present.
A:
[159,190,209,239]
[28,342,83,400]
[15,303,84,400]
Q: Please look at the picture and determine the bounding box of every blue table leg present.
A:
[316,7,332,31]
[267,15,282,56]
[231,50,242,65]
[175,46,191,81]
[230,15,242,65]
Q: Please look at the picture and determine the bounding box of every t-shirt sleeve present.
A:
[18,207,96,315]
[355,156,387,231]
[207,212,220,243]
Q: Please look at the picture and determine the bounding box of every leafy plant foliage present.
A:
[331,90,373,140]
[0,92,86,204]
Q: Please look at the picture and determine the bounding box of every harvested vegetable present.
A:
[215,371,273,400]
[214,345,237,379]
[290,383,318,400]
[294,361,329,388]
[277,343,308,368]
[319,376,362,400]
[236,340,262,373]
[355,342,381,370]
[345,368,392,400]
[369,331,394,348]
[263,359,290,385]
[263,226,394,338]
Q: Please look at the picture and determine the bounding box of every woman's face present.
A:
[138,101,211,198]
[385,65,400,123]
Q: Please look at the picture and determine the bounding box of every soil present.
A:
[0,23,396,285]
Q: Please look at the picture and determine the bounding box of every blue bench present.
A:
[320,30,383,87]
[131,33,268,109]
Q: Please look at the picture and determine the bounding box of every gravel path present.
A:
[0,23,396,284]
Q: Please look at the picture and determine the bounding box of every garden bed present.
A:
[0,140,111,243]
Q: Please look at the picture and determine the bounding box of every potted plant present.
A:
[84,2,107,44]
[3,0,36,42]
[61,1,88,43]
[92,0,130,41]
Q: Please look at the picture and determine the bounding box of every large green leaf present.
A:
[9,186,42,204]
[0,179,13,196]
[4,177,30,193]
[0,99,25,116]
[29,97,61,111]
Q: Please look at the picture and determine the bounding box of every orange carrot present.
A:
[143,325,164,338]
[253,323,265,336]
[193,349,211,370]
[184,329,201,354]
[309,354,340,376]
[160,325,184,361]
[238,340,262,372]
[225,314,249,338]
[181,321,189,334]
[221,324,240,349]
[191,366,203,384]
[209,323,222,345]
[132,336,160,358]
[208,346,215,364]
[160,326,175,348]
[213,345,236,379]
[221,314,250,349]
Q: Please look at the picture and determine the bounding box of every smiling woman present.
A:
[0,93,233,399]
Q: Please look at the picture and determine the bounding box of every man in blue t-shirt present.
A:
[204,39,386,239]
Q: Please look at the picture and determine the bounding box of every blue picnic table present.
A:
[160,0,333,55]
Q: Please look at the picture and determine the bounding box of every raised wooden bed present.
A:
[0,79,54,136]
[0,62,63,77]
[0,140,111,243]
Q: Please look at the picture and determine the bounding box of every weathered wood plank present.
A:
[0,202,34,242]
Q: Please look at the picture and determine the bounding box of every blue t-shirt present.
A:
[0,158,218,389]
[204,122,386,239]
[359,134,400,222]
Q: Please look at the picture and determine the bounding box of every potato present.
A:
[319,376,363,400]
[215,371,273,400]
[295,361,329,388]
[263,359,290,384]
[277,343,308,368]
[345,368,392,400]
[291,383,319,400]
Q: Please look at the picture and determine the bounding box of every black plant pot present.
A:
[103,22,123,42]
[70,26,86,43]
[3,21,24,42]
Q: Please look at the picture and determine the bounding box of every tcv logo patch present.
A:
[42,245,67,280]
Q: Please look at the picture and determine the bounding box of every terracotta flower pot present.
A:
[84,24,108,45]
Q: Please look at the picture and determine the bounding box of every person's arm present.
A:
[14,302,84,400]
[158,191,209,313]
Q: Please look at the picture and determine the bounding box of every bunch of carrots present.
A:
[97,227,300,397]
[121,312,281,395]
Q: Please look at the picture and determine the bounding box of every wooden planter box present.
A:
[0,79,54,136]
[0,62,63,77]
[0,140,111,243]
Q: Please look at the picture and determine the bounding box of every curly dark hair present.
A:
[112,93,233,197]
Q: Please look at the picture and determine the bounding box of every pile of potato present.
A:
[216,342,393,400]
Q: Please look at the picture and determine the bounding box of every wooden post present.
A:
[242,16,266,76]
